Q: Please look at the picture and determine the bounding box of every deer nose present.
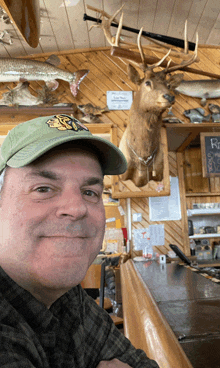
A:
[163,94,175,104]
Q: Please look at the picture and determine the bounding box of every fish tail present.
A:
[70,69,89,97]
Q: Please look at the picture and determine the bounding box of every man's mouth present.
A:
[40,234,88,239]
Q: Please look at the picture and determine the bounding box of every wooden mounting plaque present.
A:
[111,127,170,198]
[200,132,220,177]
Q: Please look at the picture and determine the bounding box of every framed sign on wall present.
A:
[200,132,220,177]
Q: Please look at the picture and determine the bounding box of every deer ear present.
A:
[127,64,142,85]
[167,73,184,89]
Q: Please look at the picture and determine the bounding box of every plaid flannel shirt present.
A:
[0,266,159,368]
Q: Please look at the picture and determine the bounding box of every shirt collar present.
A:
[0,266,58,332]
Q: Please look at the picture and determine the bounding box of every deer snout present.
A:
[163,94,175,104]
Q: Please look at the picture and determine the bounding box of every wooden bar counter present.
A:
[121,259,220,368]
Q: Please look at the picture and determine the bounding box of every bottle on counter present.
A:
[189,238,196,256]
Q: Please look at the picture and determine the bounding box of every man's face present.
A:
[0,147,105,297]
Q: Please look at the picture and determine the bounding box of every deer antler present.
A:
[134,20,199,74]
[136,27,172,72]
[88,4,125,47]
[164,31,199,73]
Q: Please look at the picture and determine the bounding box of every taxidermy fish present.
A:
[184,108,210,124]
[0,82,42,106]
[80,114,103,124]
[208,103,220,122]
[0,55,89,97]
[77,103,109,115]
[175,79,220,106]
[163,107,184,124]
[163,116,184,124]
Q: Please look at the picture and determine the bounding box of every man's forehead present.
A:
[31,144,103,171]
[23,169,104,187]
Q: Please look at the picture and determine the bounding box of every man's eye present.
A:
[83,189,100,203]
[35,186,51,193]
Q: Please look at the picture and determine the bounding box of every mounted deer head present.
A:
[119,26,198,186]
[119,63,184,187]
[88,5,199,187]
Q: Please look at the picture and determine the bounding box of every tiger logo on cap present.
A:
[46,115,89,131]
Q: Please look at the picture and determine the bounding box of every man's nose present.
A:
[55,188,87,219]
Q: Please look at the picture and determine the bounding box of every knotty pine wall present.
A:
[0,46,220,256]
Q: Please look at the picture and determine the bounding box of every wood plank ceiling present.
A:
[0,0,220,57]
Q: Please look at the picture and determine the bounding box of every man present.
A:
[0,114,159,368]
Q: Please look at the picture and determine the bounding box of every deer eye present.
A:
[145,80,151,87]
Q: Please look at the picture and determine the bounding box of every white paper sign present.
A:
[149,224,164,246]
[107,91,133,110]
[149,177,181,221]
[132,228,150,250]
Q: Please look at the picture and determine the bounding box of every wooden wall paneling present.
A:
[86,51,132,92]
[210,177,220,193]
[164,224,183,250]
[78,52,130,130]
[198,48,220,76]
[177,151,190,255]
[99,51,134,91]
[101,50,132,85]
[168,153,178,177]
[61,54,108,104]
[184,147,209,193]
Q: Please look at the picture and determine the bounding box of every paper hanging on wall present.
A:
[107,91,133,110]
[149,176,181,221]
[132,225,164,250]
[149,224,164,246]
[103,228,124,253]
[132,228,150,251]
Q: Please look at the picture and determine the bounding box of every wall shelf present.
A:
[189,233,220,239]
[187,209,220,216]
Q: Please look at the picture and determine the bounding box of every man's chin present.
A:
[30,259,89,290]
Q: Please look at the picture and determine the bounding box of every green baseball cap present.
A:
[0,114,127,175]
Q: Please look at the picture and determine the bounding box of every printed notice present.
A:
[132,228,150,251]
[107,91,133,110]
[149,177,181,221]
[149,224,164,246]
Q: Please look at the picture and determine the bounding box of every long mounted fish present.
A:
[175,79,220,106]
[0,55,89,97]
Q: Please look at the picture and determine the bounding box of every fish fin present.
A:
[19,77,28,83]
[70,70,89,97]
[200,98,207,107]
[45,54,60,67]
[196,108,205,115]
[204,114,211,121]
[103,106,109,113]
[46,80,59,91]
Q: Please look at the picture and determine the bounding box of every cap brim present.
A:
[7,132,127,175]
